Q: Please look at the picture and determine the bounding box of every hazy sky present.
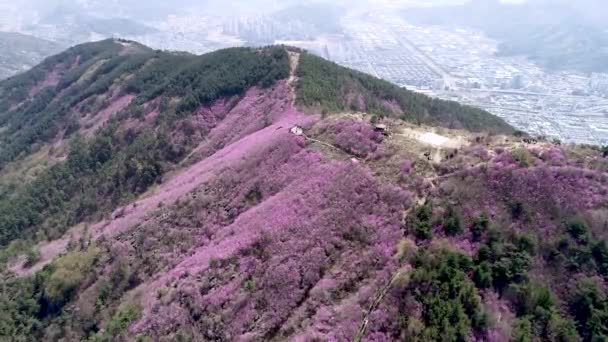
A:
[0,0,606,30]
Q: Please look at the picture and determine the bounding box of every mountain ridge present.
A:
[0,39,606,342]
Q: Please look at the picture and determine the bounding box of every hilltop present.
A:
[0,40,606,341]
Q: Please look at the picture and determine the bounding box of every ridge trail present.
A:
[287,51,300,106]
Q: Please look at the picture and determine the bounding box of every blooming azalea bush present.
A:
[399,159,413,179]
[84,125,413,340]
[130,159,410,340]
[327,119,384,158]
[540,147,566,166]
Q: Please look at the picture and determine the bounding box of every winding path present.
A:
[287,51,300,107]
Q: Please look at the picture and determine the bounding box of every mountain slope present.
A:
[0,40,607,342]
[0,31,64,80]
[295,52,514,133]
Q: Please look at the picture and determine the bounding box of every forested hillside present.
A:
[295,52,514,133]
[0,40,606,342]
[0,40,290,246]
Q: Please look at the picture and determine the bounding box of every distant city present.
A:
[283,12,608,145]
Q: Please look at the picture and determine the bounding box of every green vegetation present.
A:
[24,247,41,267]
[89,305,141,342]
[0,39,125,108]
[443,204,462,235]
[468,216,608,341]
[399,249,488,341]
[295,52,514,133]
[127,46,289,114]
[43,246,100,309]
[511,318,533,342]
[410,203,433,240]
[0,42,289,248]
[474,232,532,290]
[0,41,288,169]
[0,239,34,269]
[0,41,607,342]
[0,245,100,340]
[0,40,145,168]
[512,148,532,167]
[0,42,289,340]
[505,282,578,341]
[593,241,608,278]
[569,278,608,341]
[0,276,42,340]
[0,126,179,246]
[470,227,582,341]
[509,200,527,221]
[471,212,490,242]
[566,218,590,243]
[547,218,608,277]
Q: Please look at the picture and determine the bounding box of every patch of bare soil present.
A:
[287,51,300,106]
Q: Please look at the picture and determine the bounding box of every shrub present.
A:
[541,147,566,166]
[506,283,554,318]
[491,248,531,289]
[90,305,141,342]
[506,283,580,341]
[471,213,489,241]
[509,200,526,220]
[395,239,417,262]
[43,246,100,309]
[474,230,533,291]
[473,261,493,289]
[592,241,608,277]
[442,204,462,236]
[472,310,490,331]
[512,148,532,167]
[486,227,504,246]
[566,218,589,243]
[512,318,533,342]
[400,249,488,340]
[329,120,383,158]
[399,159,413,178]
[569,278,608,341]
[24,248,41,267]
[411,203,433,240]
[515,233,537,256]
[0,277,42,340]
[0,46,289,248]
[475,244,492,263]
[546,315,579,342]
[548,222,605,275]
